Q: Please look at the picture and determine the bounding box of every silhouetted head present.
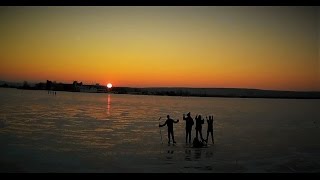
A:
[187,112,190,117]
[167,115,170,119]
[198,115,202,119]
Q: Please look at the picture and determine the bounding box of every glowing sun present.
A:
[107,83,112,89]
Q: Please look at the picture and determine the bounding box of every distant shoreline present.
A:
[118,92,320,99]
[1,79,319,99]
[1,86,320,100]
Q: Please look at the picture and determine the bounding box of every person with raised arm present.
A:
[183,112,194,144]
[159,115,179,144]
[206,115,214,144]
[195,114,205,142]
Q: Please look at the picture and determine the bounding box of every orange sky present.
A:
[0,6,319,91]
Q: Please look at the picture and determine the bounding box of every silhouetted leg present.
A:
[186,130,191,143]
[168,131,170,143]
[211,131,214,144]
[185,130,188,143]
[206,131,209,142]
[171,131,176,143]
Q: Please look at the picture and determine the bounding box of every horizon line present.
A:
[1,79,319,93]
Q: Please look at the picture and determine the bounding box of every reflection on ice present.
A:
[107,94,111,115]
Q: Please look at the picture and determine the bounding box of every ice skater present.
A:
[159,115,179,144]
[206,115,214,144]
[183,112,194,144]
[195,114,205,142]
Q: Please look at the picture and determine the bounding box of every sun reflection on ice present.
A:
[107,94,111,115]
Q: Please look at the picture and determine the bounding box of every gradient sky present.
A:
[0,6,319,91]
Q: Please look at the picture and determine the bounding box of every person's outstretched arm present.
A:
[159,120,167,127]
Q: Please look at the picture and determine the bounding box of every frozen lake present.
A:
[1,88,320,172]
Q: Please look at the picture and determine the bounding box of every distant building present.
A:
[35,82,46,90]
[79,85,97,93]
[46,80,52,90]
[96,86,107,93]
[73,81,83,92]
[79,84,107,93]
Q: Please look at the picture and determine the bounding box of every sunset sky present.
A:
[0,6,319,91]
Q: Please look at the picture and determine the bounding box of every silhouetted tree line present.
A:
[111,87,320,99]
[0,83,9,88]
[16,80,84,92]
[3,80,319,99]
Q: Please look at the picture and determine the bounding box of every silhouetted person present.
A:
[206,115,214,144]
[195,114,205,142]
[159,115,179,144]
[183,112,194,143]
